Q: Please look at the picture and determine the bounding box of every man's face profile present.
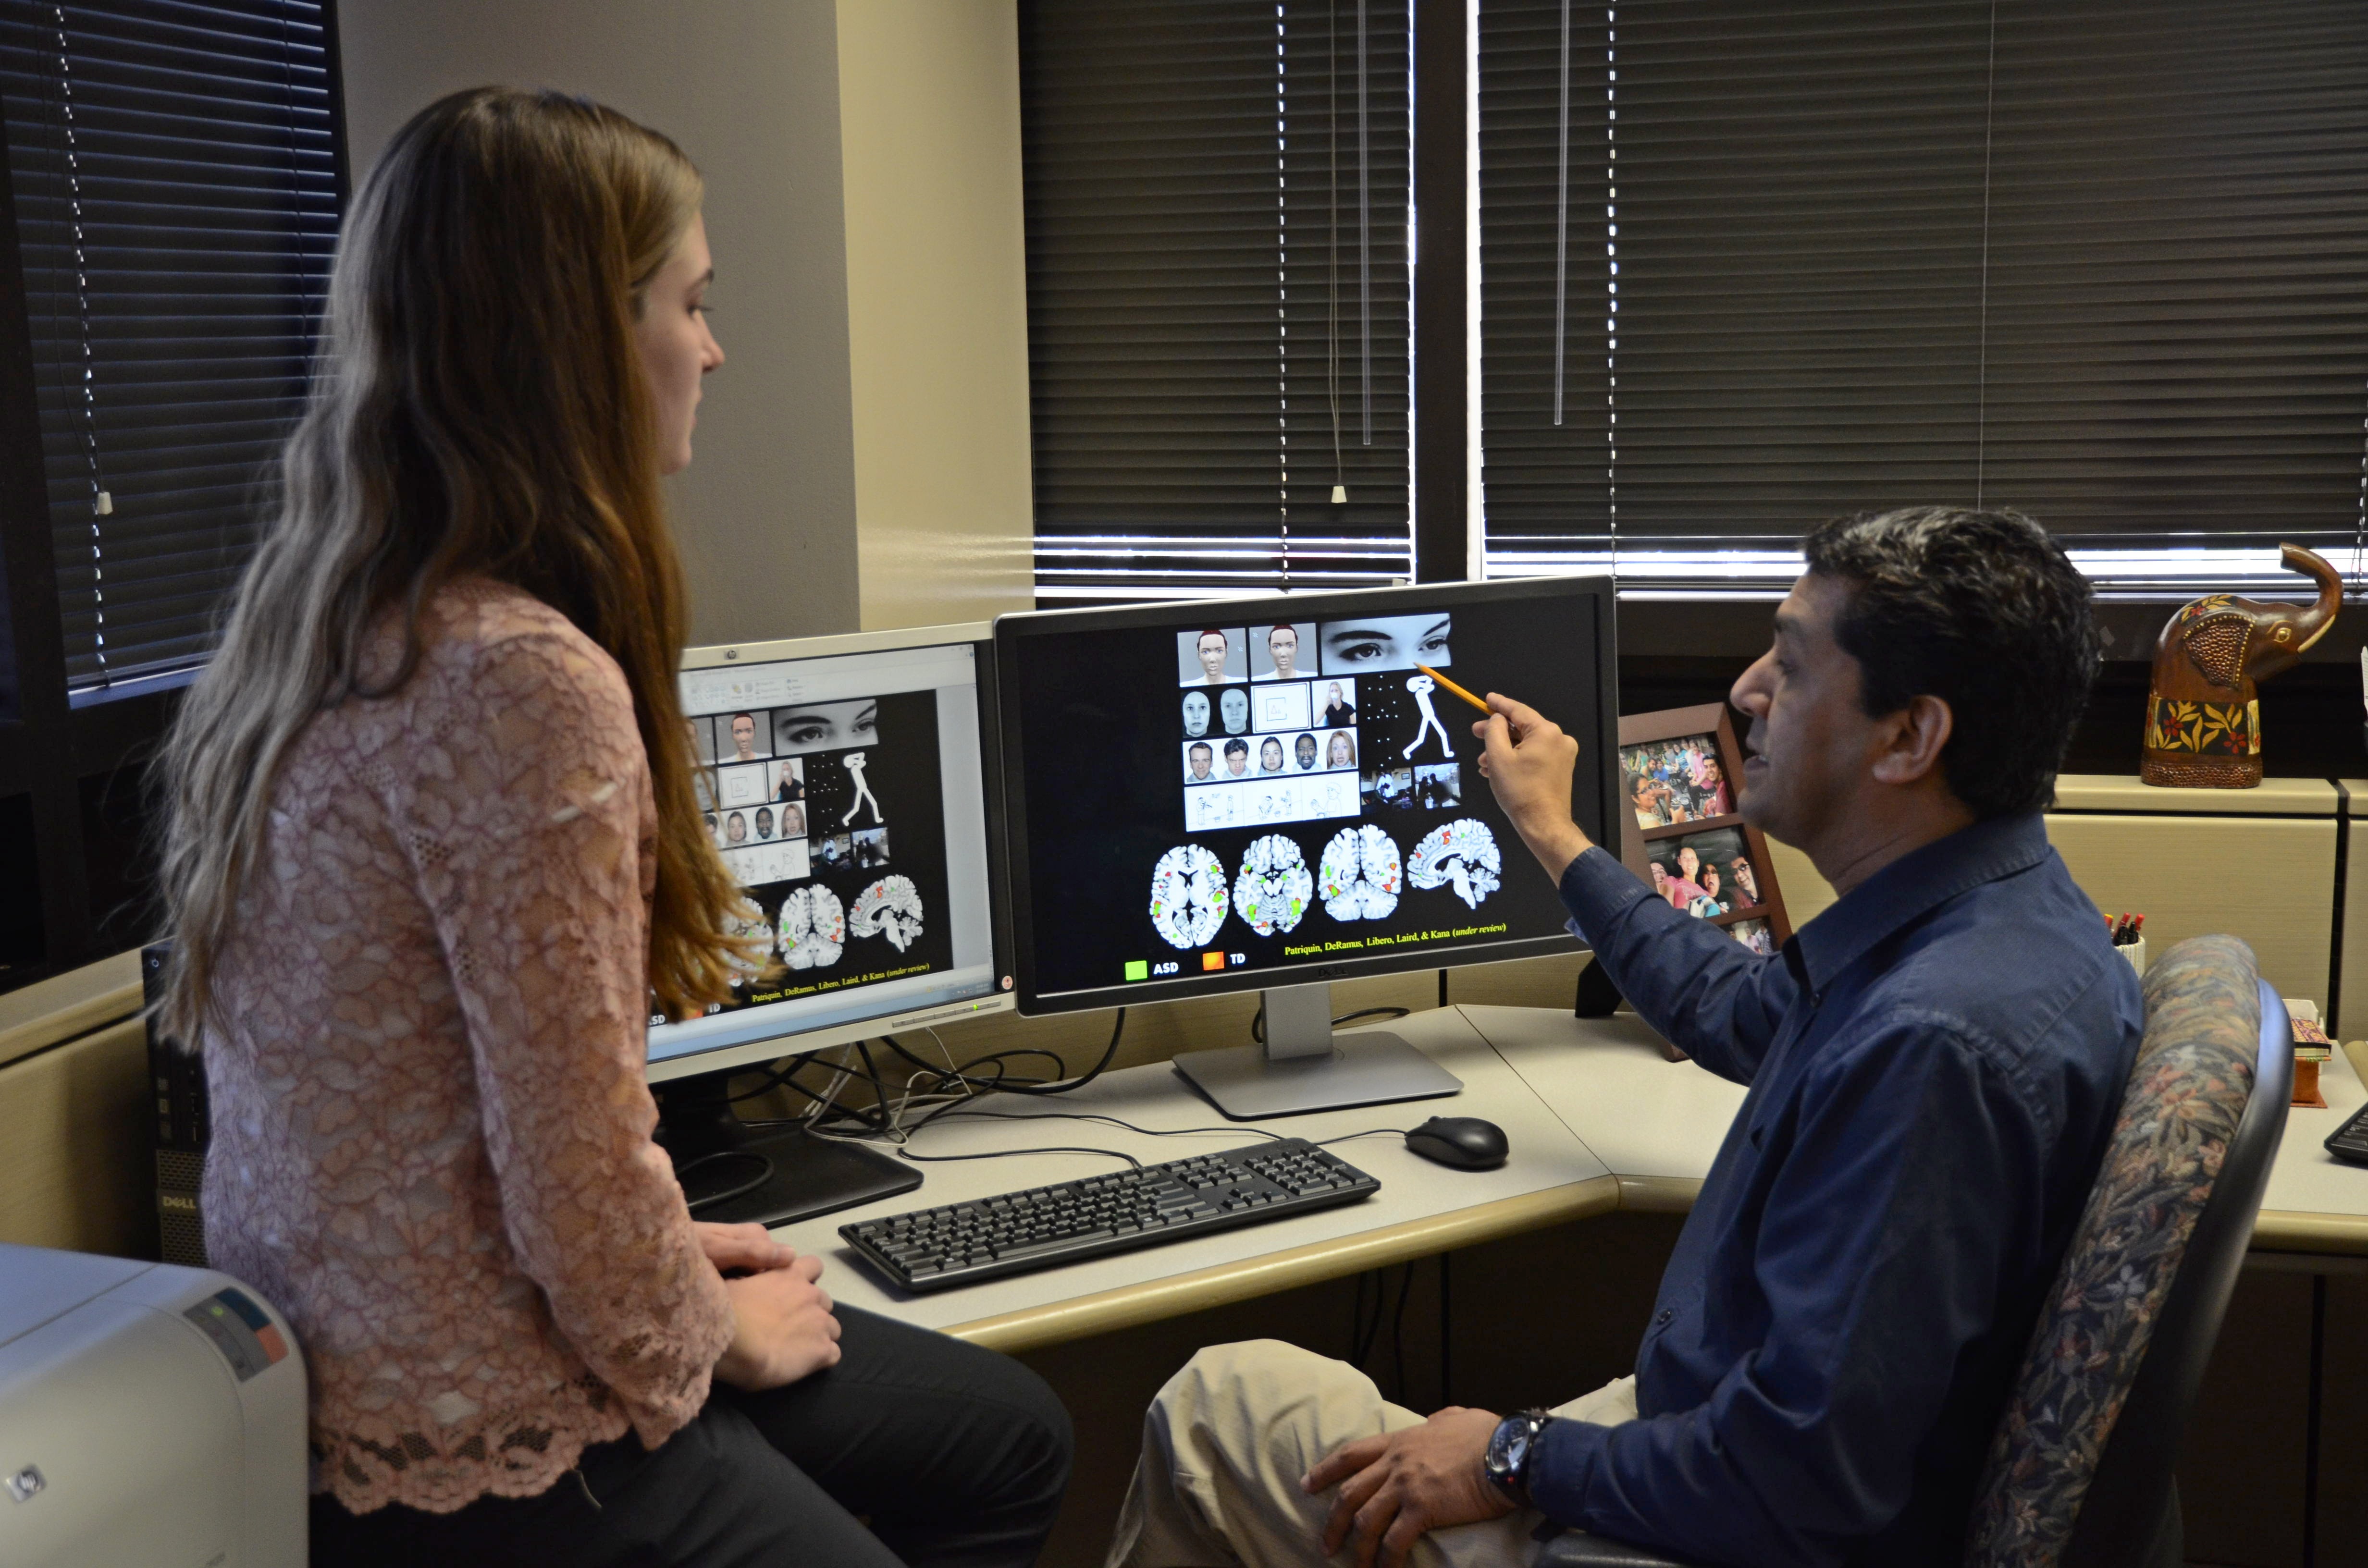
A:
[1730,572,1889,851]
[1198,632,1229,682]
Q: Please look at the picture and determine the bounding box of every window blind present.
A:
[1021,0,1414,601]
[0,0,339,695]
[1478,0,2368,596]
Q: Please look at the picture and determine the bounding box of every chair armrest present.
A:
[1531,1528,1701,1567]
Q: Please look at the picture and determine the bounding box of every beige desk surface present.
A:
[2253,1038,2368,1254]
[771,1007,1615,1354]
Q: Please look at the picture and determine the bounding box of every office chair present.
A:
[1533,933,2291,1568]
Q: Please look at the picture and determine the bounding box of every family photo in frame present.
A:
[1616,703,1791,954]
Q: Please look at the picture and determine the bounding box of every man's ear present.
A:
[1869,693,1954,786]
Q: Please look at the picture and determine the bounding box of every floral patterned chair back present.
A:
[1964,933,2289,1568]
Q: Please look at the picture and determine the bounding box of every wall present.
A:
[337,0,865,645]
[836,1,1036,632]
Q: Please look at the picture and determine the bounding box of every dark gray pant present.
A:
[310,1306,1073,1567]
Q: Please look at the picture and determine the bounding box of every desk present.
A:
[780,1001,2368,1357]
[774,1007,1616,1354]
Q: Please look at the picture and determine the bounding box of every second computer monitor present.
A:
[996,576,1619,1014]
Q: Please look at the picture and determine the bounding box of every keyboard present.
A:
[2325,1102,2368,1166]
[839,1138,1380,1293]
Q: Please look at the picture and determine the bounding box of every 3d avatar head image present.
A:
[1219,687,1250,734]
[728,712,760,761]
[1182,690,1211,737]
[1196,629,1231,684]
[1266,623,1301,680]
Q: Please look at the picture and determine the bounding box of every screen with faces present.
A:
[651,640,1001,1067]
[1003,587,1612,1004]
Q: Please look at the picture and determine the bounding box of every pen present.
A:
[1416,663,1490,715]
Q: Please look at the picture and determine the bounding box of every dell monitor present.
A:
[651,623,1014,1224]
[995,576,1619,1117]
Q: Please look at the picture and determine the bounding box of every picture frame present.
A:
[1615,703,1793,952]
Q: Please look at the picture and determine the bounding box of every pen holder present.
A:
[2118,937,2146,977]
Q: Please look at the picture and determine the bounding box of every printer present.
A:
[0,1243,305,1567]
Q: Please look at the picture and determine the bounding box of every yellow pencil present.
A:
[1416,663,1489,714]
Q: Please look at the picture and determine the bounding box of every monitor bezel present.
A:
[649,621,1017,1084]
[994,575,1621,1016]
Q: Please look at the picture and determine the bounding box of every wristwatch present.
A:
[1483,1409,1556,1503]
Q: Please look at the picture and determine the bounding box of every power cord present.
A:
[1250,1003,1411,1046]
[676,1149,776,1213]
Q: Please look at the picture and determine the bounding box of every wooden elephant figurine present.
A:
[2141,543,2342,787]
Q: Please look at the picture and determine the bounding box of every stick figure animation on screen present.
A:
[1400,673,1454,760]
[839,749,883,826]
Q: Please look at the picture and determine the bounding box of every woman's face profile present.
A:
[634,212,724,476]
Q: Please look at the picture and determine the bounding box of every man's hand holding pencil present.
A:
[1468,690,1596,883]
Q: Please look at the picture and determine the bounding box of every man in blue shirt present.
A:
[1107,508,2143,1568]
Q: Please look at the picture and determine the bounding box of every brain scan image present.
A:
[776,884,846,968]
[1317,824,1403,921]
[1408,818,1504,910]
[1148,843,1230,949]
[850,874,926,952]
[722,906,774,979]
[1233,834,1313,937]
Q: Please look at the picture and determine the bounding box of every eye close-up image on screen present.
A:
[997,578,1619,1013]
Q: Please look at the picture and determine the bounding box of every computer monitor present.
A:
[995,576,1619,1117]
[649,623,1015,1224]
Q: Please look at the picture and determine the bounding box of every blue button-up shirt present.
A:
[1529,812,2142,1568]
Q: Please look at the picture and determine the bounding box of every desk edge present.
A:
[942,1176,1622,1354]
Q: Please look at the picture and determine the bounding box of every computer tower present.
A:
[143,943,209,1268]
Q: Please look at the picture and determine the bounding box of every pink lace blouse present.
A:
[201,580,733,1515]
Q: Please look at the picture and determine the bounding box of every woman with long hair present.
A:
[156,88,1067,1566]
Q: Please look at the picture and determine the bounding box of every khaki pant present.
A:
[1107,1340,1638,1568]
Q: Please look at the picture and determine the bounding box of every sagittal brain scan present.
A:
[1318,824,1403,922]
[1149,843,1231,950]
[851,874,926,952]
[1408,819,1503,910]
[776,884,847,968]
[1233,833,1314,937]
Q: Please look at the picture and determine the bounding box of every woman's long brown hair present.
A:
[155,88,745,1041]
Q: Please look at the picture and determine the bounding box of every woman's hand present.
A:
[694,1219,800,1276]
[713,1251,841,1391]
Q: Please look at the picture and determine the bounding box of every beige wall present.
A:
[336,0,1036,645]
[337,0,864,645]
[837,1,1035,631]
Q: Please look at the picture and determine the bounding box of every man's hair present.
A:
[1189,742,1211,758]
[1224,738,1249,757]
[1802,506,2098,819]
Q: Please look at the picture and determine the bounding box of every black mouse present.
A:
[1405,1115,1509,1171]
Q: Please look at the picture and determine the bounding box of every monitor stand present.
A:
[1171,981,1463,1121]
[652,1068,919,1229]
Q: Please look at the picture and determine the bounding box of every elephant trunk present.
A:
[2281,542,2343,656]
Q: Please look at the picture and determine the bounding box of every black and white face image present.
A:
[725,811,748,843]
[1259,736,1285,773]
[727,712,764,762]
[772,699,878,755]
[1318,613,1451,674]
[753,807,776,840]
[1177,627,1247,686]
[1295,734,1319,770]
[687,715,716,765]
[1219,687,1250,734]
[1182,689,1211,737]
[1186,741,1214,781]
[1223,737,1250,776]
[1253,621,1316,681]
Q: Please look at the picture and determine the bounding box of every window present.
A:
[1021,0,1414,601]
[1477,0,2368,597]
[0,0,340,698]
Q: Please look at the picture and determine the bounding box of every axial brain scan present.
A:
[722,907,774,978]
[1408,818,1504,910]
[777,884,847,968]
[851,874,926,952]
[1148,843,1230,949]
[1232,834,1313,937]
[1318,824,1403,921]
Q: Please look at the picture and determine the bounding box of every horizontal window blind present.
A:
[1022,0,1413,601]
[1478,0,2368,596]
[0,0,338,694]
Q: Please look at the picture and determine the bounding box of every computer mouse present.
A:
[1405,1116,1509,1171]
